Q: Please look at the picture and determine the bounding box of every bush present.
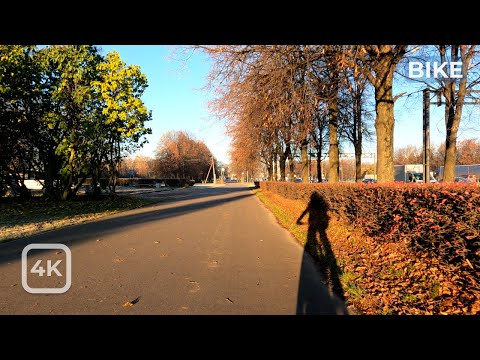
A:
[116,178,136,186]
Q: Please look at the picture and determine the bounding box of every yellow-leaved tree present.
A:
[93,51,152,193]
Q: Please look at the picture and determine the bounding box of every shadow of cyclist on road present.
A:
[295,191,345,314]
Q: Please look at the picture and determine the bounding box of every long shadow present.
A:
[0,185,250,226]
[0,186,254,266]
[146,185,251,204]
[295,191,346,314]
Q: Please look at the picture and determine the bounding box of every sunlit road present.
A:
[0,184,347,314]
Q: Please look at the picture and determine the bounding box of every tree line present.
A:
[191,45,479,183]
[118,130,220,183]
[0,45,152,200]
[394,138,480,169]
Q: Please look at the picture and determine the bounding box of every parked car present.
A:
[294,178,302,183]
[362,178,376,184]
[459,174,477,182]
[454,177,475,183]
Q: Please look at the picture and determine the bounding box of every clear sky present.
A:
[99,45,479,162]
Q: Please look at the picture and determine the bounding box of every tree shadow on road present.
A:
[295,191,346,314]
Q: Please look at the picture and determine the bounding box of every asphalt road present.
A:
[0,183,348,314]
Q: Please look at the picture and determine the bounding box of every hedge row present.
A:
[260,181,480,309]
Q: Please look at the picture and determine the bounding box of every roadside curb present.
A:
[116,186,189,196]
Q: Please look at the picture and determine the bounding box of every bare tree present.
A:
[457,138,480,165]
[154,130,213,181]
[338,69,374,182]
[429,142,446,171]
[309,106,329,181]
[394,144,423,165]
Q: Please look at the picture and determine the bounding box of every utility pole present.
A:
[212,157,216,184]
[423,89,431,183]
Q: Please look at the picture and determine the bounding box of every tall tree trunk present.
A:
[287,148,294,181]
[355,145,362,182]
[442,45,469,182]
[374,67,395,183]
[271,151,276,181]
[316,145,322,182]
[62,175,73,201]
[301,140,309,182]
[111,141,121,194]
[443,91,458,181]
[279,152,286,181]
[328,93,339,183]
[44,148,59,199]
[107,140,120,194]
[73,175,87,196]
[62,148,76,201]
[44,158,54,198]
[91,163,102,197]
[355,99,363,183]
[266,161,272,182]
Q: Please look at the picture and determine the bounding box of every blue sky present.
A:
[98,45,479,162]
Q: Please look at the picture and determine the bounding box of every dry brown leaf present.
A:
[122,296,141,307]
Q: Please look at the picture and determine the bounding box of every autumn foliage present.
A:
[260,181,480,314]
[154,130,215,182]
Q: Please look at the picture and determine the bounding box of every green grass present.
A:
[430,282,441,299]
[386,266,403,277]
[340,271,363,300]
[0,195,158,243]
[402,294,419,303]
[254,189,307,245]
[378,308,394,315]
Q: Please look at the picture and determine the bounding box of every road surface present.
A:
[0,184,347,314]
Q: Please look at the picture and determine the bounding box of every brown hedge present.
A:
[260,181,480,312]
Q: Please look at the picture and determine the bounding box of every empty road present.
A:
[0,184,347,314]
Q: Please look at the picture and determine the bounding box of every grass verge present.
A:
[0,195,159,244]
[253,188,307,245]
